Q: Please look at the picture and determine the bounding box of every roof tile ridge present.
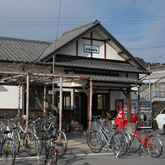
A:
[62,20,99,36]
[0,36,51,44]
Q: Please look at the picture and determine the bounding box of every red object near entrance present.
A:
[114,99,138,130]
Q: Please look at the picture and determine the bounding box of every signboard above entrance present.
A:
[83,44,99,54]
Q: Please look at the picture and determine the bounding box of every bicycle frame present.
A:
[98,125,113,147]
[132,130,152,148]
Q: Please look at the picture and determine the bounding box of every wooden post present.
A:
[88,78,93,132]
[43,85,46,116]
[21,84,25,126]
[127,88,131,123]
[25,73,30,132]
[18,84,21,116]
[59,75,63,131]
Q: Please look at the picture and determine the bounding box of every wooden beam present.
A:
[43,85,46,116]
[104,41,106,59]
[127,88,131,123]
[91,32,93,58]
[82,86,88,97]
[88,78,93,133]
[105,39,111,42]
[18,85,21,116]
[118,51,125,55]
[125,59,132,61]
[0,74,26,82]
[25,73,30,132]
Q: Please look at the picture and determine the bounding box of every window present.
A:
[75,93,81,109]
[56,91,71,110]
[29,86,44,109]
[97,94,106,110]
[63,92,71,110]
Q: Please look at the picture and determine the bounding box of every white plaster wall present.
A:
[110,91,138,111]
[58,42,76,56]
[110,91,125,111]
[92,40,104,58]
[78,39,91,57]
[106,43,125,61]
[0,85,22,109]
[93,31,104,40]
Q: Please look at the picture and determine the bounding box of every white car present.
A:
[155,108,165,134]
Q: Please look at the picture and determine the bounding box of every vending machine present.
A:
[115,99,138,129]
[138,100,152,128]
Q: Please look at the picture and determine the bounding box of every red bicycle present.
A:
[125,123,163,158]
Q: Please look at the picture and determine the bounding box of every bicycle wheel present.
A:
[87,131,103,153]
[146,135,163,158]
[55,130,67,157]
[111,131,128,157]
[48,146,58,165]
[128,134,142,153]
[2,138,16,165]
[12,129,20,154]
[23,132,38,156]
[37,141,48,165]
[120,130,132,151]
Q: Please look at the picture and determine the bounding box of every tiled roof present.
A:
[39,20,99,61]
[73,73,141,84]
[39,20,148,73]
[0,36,50,63]
[55,56,146,73]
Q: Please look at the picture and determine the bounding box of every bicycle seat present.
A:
[47,134,57,139]
[1,130,10,134]
[112,124,119,130]
[10,126,18,130]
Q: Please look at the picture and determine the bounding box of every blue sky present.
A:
[0,0,165,63]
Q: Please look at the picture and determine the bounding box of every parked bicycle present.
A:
[0,130,16,165]
[124,123,163,158]
[9,115,38,156]
[87,116,129,157]
[28,115,68,158]
[37,129,58,165]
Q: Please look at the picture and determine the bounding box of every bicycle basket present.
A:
[124,123,136,134]
[91,119,104,131]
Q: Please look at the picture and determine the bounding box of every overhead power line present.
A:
[0,15,165,26]
[128,45,165,50]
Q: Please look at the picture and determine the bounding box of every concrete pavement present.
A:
[0,129,164,164]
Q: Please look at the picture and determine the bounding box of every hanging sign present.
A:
[83,44,99,54]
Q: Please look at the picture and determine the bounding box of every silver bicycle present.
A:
[87,116,129,157]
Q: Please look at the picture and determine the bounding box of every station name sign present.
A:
[83,44,99,54]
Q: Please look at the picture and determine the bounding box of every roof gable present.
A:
[39,20,147,73]
[39,20,100,61]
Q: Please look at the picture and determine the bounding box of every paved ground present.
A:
[0,129,164,164]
